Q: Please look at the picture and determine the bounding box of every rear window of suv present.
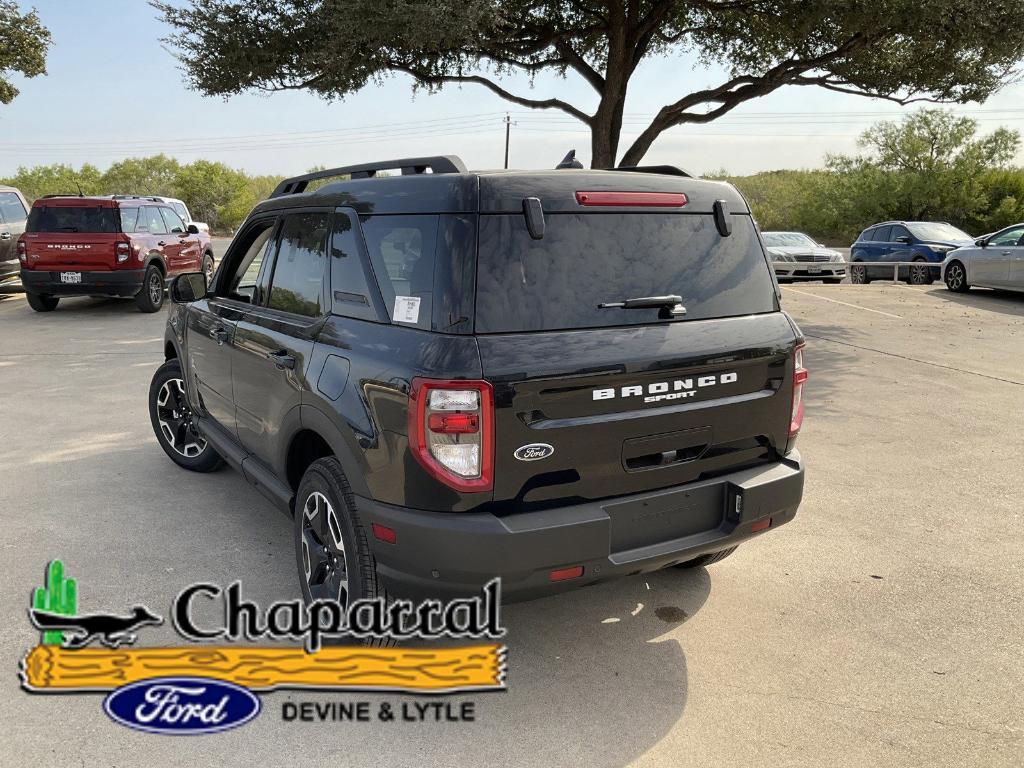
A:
[474,213,777,333]
[27,205,118,234]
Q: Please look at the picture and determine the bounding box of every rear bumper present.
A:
[21,268,145,297]
[359,451,804,602]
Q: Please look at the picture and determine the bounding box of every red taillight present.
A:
[115,241,131,264]
[549,565,584,582]
[789,343,807,444]
[371,523,397,545]
[575,191,687,207]
[16,239,26,262]
[409,378,494,492]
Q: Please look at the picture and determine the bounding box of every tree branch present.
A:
[392,66,593,123]
[791,76,946,106]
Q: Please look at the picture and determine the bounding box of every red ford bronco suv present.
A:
[18,195,214,313]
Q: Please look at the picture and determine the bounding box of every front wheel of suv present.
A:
[26,293,59,312]
[136,264,165,313]
[675,546,738,569]
[294,457,392,647]
[148,359,223,472]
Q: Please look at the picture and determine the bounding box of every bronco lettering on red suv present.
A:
[150,155,806,615]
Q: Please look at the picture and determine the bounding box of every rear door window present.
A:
[474,213,777,333]
[870,226,891,242]
[360,214,438,329]
[119,207,139,234]
[266,212,330,317]
[27,205,118,233]
[329,211,378,321]
[144,207,168,235]
[0,192,27,222]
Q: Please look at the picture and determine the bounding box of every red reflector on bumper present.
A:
[549,565,584,582]
[751,518,772,533]
[371,523,397,544]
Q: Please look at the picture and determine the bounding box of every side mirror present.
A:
[170,272,207,304]
[186,223,200,235]
[976,237,988,248]
[895,235,912,244]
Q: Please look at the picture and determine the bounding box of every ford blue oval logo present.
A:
[514,443,554,461]
[103,676,260,735]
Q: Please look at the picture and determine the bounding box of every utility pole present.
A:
[503,113,515,169]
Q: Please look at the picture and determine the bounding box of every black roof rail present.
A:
[610,165,691,178]
[109,195,162,202]
[41,193,85,199]
[270,155,468,198]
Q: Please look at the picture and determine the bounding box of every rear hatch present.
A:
[474,172,798,511]
[22,199,124,270]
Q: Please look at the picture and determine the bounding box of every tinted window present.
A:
[0,192,27,222]
[144,207,168,235]
[361,215,438,329]
[225,220,276,304]
[27,205,117,233]
[989,226,1024,246]
[475,213,777,333]
[267,212,329,317]
[119,207,140,234]
[870,226,891,242]
[329,212,376,321]
[161,207,186,233]
[171,202,189,222]
[889,225,911,241]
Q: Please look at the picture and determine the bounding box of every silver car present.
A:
[762,231,846,283]
[941,224,1024,293]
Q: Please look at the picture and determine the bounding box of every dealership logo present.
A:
[593,372,738,404]
[104,677,261,735]
[514,443,554,461]
[21,560,507,735]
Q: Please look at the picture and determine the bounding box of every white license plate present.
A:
[807,266,822,274]
[59,272,82,284]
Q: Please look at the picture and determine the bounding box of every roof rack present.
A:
[270,156,468,198]
[108,195,163,202]
[41,193,87,199]
[609,165,691,178]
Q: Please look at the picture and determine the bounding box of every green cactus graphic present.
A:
[32,560,77,645]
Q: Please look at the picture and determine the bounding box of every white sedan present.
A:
[941,224,1024,293]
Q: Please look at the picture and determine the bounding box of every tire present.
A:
[135,264,165,313]
[850,263,870,284]
[294,457,393,647]
[909,258,934,285]
[202,252,215,285]
[26,293,59,312]
[944,260,970,293]
[148,358,223,472]
[675,546,738,569]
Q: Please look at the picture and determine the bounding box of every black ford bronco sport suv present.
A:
[150,155,806,609]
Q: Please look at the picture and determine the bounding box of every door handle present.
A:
[267,350,296,370]
[1001,250,1012,256]
[209,327,229,344]
[158,240,168,247]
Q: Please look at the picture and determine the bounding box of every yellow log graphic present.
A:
[21,644,505,693]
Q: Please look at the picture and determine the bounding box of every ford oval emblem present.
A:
[103,676,261,735]
[514,443,554,461]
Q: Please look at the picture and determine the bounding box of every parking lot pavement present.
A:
[1,284,1022,767]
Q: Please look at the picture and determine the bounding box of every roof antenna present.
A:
[555,150,584,170]
[74,179,84,197]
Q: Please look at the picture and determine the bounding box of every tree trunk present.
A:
[590,111,619,169]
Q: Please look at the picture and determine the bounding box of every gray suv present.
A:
[0,185,29,283]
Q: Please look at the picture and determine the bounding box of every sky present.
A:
[2,0,1024,178]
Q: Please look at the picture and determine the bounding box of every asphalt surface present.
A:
[1,279,1022,767]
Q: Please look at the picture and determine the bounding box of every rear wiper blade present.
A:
[598,294,686,315]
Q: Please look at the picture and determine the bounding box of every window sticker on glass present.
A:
[392,295,421,324]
